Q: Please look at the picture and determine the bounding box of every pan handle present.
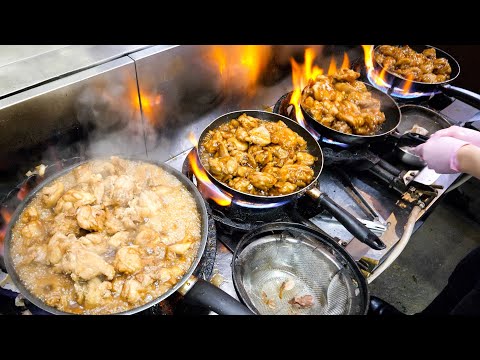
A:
[441,84,480,109]
[391,132,429,147]
[306,188,386,251]
[180,276,254,315]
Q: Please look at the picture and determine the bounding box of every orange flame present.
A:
[209,46,270,96]
[290,48,354,127]
[402,73,415,93]
[129,79,163,127]
[362,45,417,96]
[17,182,31,201]
[327,56,337,76]
[187,132,232,207]
[341,52,350,69]
[0,208,12,247]
[1,208,12,224]
[362,45,390,88]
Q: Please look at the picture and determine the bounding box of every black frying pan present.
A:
[197,110,386,250]
[300,82,402,145]
[373,45,480,109]
[2,158,253,315]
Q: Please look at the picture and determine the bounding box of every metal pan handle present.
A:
[180,276,254,315]
[306,188,386,251]
[441,84,480,109]
[391,132,429,147]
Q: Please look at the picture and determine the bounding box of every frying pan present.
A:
[395,105,452,167]
[373,45,480,109]
[197,110,386,250]
[2,158,253,315]
[300,82,402,145]
[231,222,369,315]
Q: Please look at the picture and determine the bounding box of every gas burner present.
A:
[181,148,325,250]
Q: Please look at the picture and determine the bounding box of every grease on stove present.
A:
[210,271,224,287]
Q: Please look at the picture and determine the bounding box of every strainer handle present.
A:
[182,278,254,315]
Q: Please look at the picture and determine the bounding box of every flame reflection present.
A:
[362,45,428,98]
[187,132,232,207]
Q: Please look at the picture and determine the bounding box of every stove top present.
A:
[2,48,480,314]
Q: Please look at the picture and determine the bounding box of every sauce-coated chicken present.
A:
[301,69,386,136]
[200,114,317,196]
[375,45,452,83]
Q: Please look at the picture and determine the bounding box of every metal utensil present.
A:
[232,223,369,315]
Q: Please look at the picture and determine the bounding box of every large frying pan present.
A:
[197,110,386,250]
[300,82,402,145]
[373,45,480,109]
[2,158,253,315]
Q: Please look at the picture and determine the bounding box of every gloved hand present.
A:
[431,125,480,147]
[411,136,470,173]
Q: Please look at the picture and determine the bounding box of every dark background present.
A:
[435,45,480,94]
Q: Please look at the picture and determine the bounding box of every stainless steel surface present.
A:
[0,46,68,67]
[0,45,151,98]
[131,45,293,162]
[0,56,143,155]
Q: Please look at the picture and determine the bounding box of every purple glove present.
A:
[411,136,470,173]
[431,125,480,147]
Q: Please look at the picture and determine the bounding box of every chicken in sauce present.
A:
[301,69,386,135]
[10,157,201,314]
[200,114,317,196]
[375,45,452,83]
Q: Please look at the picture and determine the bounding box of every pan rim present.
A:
[372,44,460,86]
[300,81,401,139]
[3,156,209,315]
[197,109,324,201]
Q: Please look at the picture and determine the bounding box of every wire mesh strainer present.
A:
[232,223,368,315]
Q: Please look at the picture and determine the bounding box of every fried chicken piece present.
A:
[114,245,143,274]
[237,113,258,130]
[111,175,135,206]
[22,207,38,222]
[248,172,277,191]
[57,246,115,281]
[42,182,64,207]
[289,294,314,309]
[108,231,131,248]
[121,278,144,303]
[228,177,253,193]
[296,152,316,166]
[75,278,112,309]
[279,164,315,187]
[76,205,106,232]
[47,233,76,265]
[21,220,46,246]
[248,125,271,146]
[168,242,192,255]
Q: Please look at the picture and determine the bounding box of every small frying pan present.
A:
[395,105,452,167]
[300,82,402,145]
[373,45,480,109]
[197,110,386,250]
